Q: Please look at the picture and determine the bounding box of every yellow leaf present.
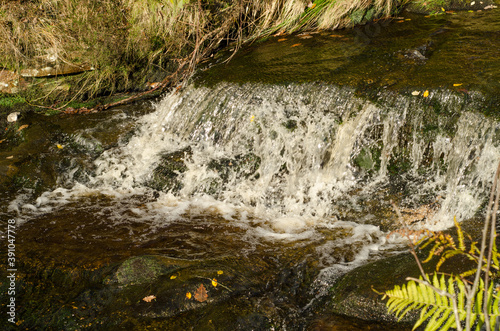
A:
[142,295,156,302]
[186,292,192,299]
[277,38,287,42]
[423,90,429,98]
[217,270,223,275]
[170,275,177,280]
[17,124,29,132]
[250,115,255,122]
[441,7,445,11]
[212,278,218,287]
[453,83,462,87]
[291,43,302,47]
[57,144,63,149]
[405,18,411,21]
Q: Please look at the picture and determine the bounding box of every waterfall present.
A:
[17,81,497,237]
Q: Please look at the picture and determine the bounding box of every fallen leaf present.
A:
[0,139,5,144]
[250,115,255,122]
[273,30,286,37]
[142,295,156,302]
[212,278,218,287]
[186,292,192,299]
[330,34,343,38]
[194,284,208,302]
[423,90,429,98]
[405,18,411,21]
[307,2,316,9]
[147,82,161,89]
[453,83,462,87]
[170,275,177,280]
[291,43,302,47]
[441,7,445,11]
[57,144,64,149]
[277,38,287,42]
[411,91,420,96]
[396,20,405,23]
[217,270,223,275]
[299,35,313,39]
[17,124,29,132]
[6,155,14,159]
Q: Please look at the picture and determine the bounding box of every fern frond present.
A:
[383,274,460,331]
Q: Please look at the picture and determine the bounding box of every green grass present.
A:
[0,0,409,105]
[0,95,26,107]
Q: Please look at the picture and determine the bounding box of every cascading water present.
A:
[13,82,499,253]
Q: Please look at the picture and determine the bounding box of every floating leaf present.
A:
[453,83,462,87]
[330,34,343,38]
[142,295,156,302]
[412,91,420,96]
[186,292,192,299]
[217,270,223,275]
[278,38,287,42]
[212,278,218,287]
[291,43,302,47]
[299,35,313,39]
[250,115,255,122]
[441,7,445,11]
[170,275,177,280]
[6,155,13,159]
[194,284,208,302]
[57,144,64,149]
[423,90,429,98]
[0,139,5,144]
[17,124,28,132]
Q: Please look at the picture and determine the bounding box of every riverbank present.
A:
[0,0,497,116]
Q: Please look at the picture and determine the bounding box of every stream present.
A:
[1,8,500,331]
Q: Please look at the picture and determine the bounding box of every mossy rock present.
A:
[113,255,186,286]
[327,250,477,323]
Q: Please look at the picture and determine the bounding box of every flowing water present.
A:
[1,8,500,331]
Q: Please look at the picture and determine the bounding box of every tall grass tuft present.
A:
[0,0,403,104]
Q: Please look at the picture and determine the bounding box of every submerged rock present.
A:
[327,248,478,324]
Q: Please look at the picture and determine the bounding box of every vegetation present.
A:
[0,0,404,106]
[380,162,500,330]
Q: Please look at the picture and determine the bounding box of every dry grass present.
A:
[0,0,404,104]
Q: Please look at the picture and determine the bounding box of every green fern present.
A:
[382,273,500,331]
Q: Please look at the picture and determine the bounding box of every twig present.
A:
[475,160,500,331]
[391,200,429,283]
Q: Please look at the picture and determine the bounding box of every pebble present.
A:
[7,112,20,122]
